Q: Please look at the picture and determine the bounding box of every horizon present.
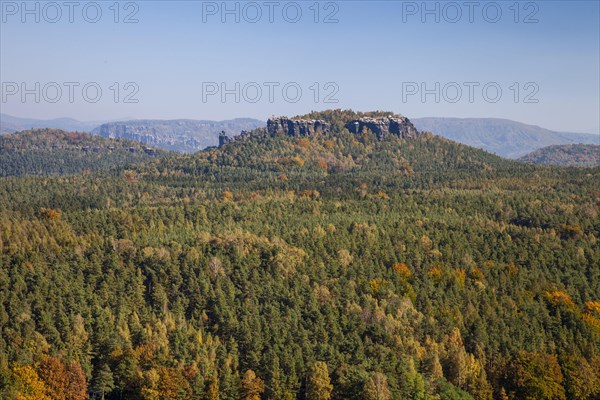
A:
[2,111,599,137]
[1,1,599,134]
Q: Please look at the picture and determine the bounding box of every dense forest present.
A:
[0,110,599,399]
[0,129,169,177]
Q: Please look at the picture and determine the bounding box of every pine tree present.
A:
[91,364,114,400]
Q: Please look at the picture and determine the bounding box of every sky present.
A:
[1,0,599,133]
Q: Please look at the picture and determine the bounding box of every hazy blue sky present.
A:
[1,0,599,133]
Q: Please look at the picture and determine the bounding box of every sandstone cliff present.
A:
[345,116,419,139]
[267,117,329,137]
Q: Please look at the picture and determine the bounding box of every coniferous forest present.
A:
[1,110,599,399]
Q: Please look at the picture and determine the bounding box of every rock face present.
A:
[267,117,329,137]
[345,116,419,139]
[218,131,230,147]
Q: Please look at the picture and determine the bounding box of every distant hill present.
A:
[2,114,266,153]
[0,113,106,134]
[92,118,265,152]
[412,117,599,158]
[0,128,170,176]
[518,144,600,167]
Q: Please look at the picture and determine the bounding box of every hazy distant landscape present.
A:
[412,117,599,158]
[3,113,598,158]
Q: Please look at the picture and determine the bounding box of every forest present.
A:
[519,144,600,167]
[0,129,168,177]
[0,110,599,399]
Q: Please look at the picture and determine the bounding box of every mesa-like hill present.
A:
[184,110,525,194]
[1,111,599,400]
[412,117,599,158]
[92,118,264,152]
[519,144,600,167]
[0,128,171,177]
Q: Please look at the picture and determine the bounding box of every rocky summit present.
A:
[345,115,420,139]
[266,114,420,140]
[267,117,329,137]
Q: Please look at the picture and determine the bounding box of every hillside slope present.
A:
[519,144,600,167]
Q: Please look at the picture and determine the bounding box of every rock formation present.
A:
[267,117,329,137]
[265,115,419,140]
[218,131,230,147]
[345,115,419,139]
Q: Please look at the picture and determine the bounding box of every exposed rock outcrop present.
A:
[267,117,329,137]
[218,131,230,147]
[345,116,419,139]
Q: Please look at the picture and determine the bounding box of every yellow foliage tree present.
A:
[241,369,265,400]
[222,191,234,202]
[12,364,51,400]
[392,262,412,280]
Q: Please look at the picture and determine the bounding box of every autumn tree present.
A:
[503,352,566,400]
[34,356,86,400]
[561,355,600,400]
[208,373,220,400]
[363,372,391,400]
[241,369,264,400]
[37,355,69,400]
[12,364,51,400]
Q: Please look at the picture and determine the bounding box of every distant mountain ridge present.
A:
[518,144,600,167]
[412,117,599,158]
[92,118,265,152]
[0,113,107,134]
[1,114,265,153]
[3,114,598,157]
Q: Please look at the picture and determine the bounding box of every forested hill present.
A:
[153,109,530,196]
[519,144,600,167]
[1,112,599,400]
[0,128,171,177]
